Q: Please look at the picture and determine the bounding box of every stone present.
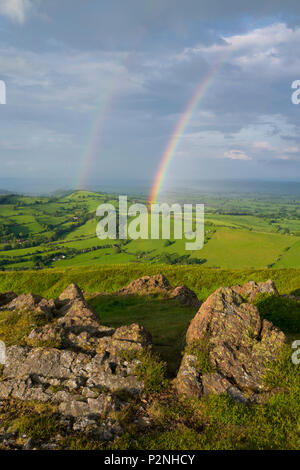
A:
[176,282,285,402]
[113,323,152,347]
[56,283,85,304]
[116,274,171,295]
[115,274,200,308]
[169,285,200,309]
[0,335,146,409]
[23,438,34,450]
[4,293,43,311]
[232,279,279,302]
[175,354,202,397]
[35,298,57,319]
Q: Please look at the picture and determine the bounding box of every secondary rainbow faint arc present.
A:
[77,87,117,189]
[148,59,228,205]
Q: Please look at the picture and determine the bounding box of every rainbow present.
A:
[77,86,117,190]
[148,58,229,205]
[76,22,153,190]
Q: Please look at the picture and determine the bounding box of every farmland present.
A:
[0,189,299,270]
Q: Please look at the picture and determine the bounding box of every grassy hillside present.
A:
[1,265,300,300]
[0,264,299,450]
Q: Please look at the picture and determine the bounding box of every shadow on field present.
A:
[88,293,197,377]
[254,294,300,341]
[291,288,300,297]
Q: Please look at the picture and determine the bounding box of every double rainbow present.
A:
[77,41,233,196]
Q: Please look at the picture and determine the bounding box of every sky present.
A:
[0,0,300,193]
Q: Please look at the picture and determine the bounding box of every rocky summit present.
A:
[0,282,157,447]
[175,280,285,403]
[0,276,289,449]
[116,273,200,308]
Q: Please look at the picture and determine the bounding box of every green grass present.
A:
[90,294,194,376]
[0,400,60,443]
[14,413,62,441]
[206,214,274,232]
[119,348,167,393]
[199,228,294,268]
[111,346,300,450]
[1,265,299,301]
[0,310,48,346]
[274,240,300,268]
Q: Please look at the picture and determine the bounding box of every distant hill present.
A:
[0,189,12,195]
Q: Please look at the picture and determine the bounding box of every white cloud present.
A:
[253,141,299,157]
[224,149,251,161]
[0,45,144,112]
[284,146,299,153]
[278,155,290,161]
[0,0,34,24]
[253,141,274,151]
[176,22,300,80]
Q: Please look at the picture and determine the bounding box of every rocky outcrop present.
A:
[0,276,291,449]
[116,274,200,308]
[232,279,278,302]
[56,283,85,303]
[0,283,152,436]
[0,344,142,415]
[3,293,43,310]
[26,284,152,355]
[176,281,285,403]
[0,292,58,320]
[116,274,171,295]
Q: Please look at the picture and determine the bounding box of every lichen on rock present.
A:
[0,283,155,434]
[175,280,285,403]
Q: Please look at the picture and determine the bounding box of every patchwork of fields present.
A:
[0,190,299,269]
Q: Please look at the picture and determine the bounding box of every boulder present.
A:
[169,285,200,309]
[57,298,100,327]
[34,298,57,319]
[95,323,152,357]
[56,283,85,304]
[116,274,171,295]
[26,283,116,352]
[0,284,153,420]
[176,283,285,402]
[232,279,278,302]
[116,275,200,308]
[0,282,161,448]
[113,323,152,346]
[0,342,145,413]
[4,293,43,311]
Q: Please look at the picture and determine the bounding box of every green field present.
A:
[0,190,300,270]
